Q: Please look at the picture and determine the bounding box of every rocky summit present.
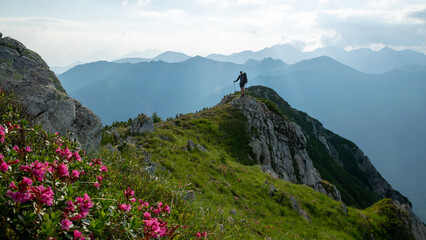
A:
[221,95,342,201]
[0,34,102,151]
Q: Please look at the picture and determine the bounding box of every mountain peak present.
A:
[152,51,191,62]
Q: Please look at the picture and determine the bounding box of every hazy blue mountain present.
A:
[207,45,303,64]
[58,56,426,222]
[151,51,191,62]
[117,49,161,59]
[60,56,241,124]
[207,44,426,74]
[113,57,150,63]
[113,51,192,64]
[50,61,84,75]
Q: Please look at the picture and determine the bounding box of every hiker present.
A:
[234,71,248,97]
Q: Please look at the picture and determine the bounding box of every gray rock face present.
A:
[305,110,411,207]
[0,34,102,151]
[130,114,154,134]
[223,95,341,200]
[400,203,426,240]
[289,195,311,223]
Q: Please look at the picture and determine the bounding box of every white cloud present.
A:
[236,0,266,5]
[137,0,150,6]
[1,0,425,66]
[315,7,426,49]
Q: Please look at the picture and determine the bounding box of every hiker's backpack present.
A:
[243,72,248,84]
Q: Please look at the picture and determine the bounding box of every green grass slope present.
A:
[100,92,416,239]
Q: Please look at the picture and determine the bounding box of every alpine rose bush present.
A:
[0,91,206,239]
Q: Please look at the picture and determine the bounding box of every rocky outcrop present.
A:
[0,34,102,151]
[247,85,411,208]
[221,95,341,201]
[130,114,154,134]
[400,203,426,240]
[305,110,411,207]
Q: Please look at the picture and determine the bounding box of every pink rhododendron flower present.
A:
[69,214,83,221]
[73,230,82,239]
[9,181,18,189]
[56,162,69,177]
[163,204,171,214]
[0,162,9,172]
[56,146,72,159]
[5,177,33,203]
[21,177,33,187]
[94,182,100,188]
[90,158,102,166]
[0,125,5,143]
[71,170,80,178]
[151,202,169,215]
[142,216,169,238]
[6,122,20,130]
[12,145,19,152]
[74,193,93,218]
[119,203,132,212]
[152,207,161,215]
[96,175,103,182]
[100,165,108,172]
[20,161,50,181]
[7,159,19,165]
[13,145,32,153]
[6,190,32,203]
[139,200,149,208]
[195,232,207,239]
[143,218,162,238]
[124,187,134,199]
[30,185,54,206]
[73,151,81,162]
[61,219,72,230]
[64,201,75,215]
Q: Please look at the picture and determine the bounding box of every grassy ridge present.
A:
[246,85,380,208]
[100,92,415,239]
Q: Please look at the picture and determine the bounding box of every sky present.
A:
[0,0,425,66]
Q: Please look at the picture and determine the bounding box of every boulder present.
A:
[130,114,154,134]
[187,140,195,151]
[341,203,348,216]
[184,190,195,202]
[0,35,102,152]
[289,195,311,223]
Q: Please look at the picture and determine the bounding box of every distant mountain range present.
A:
[206,45,426,74]
[107,45,426,74]
[50,61,85,75]
[113,51,191,64]
[58,54,426,222]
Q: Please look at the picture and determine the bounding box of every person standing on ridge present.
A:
[234,71,248,98]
